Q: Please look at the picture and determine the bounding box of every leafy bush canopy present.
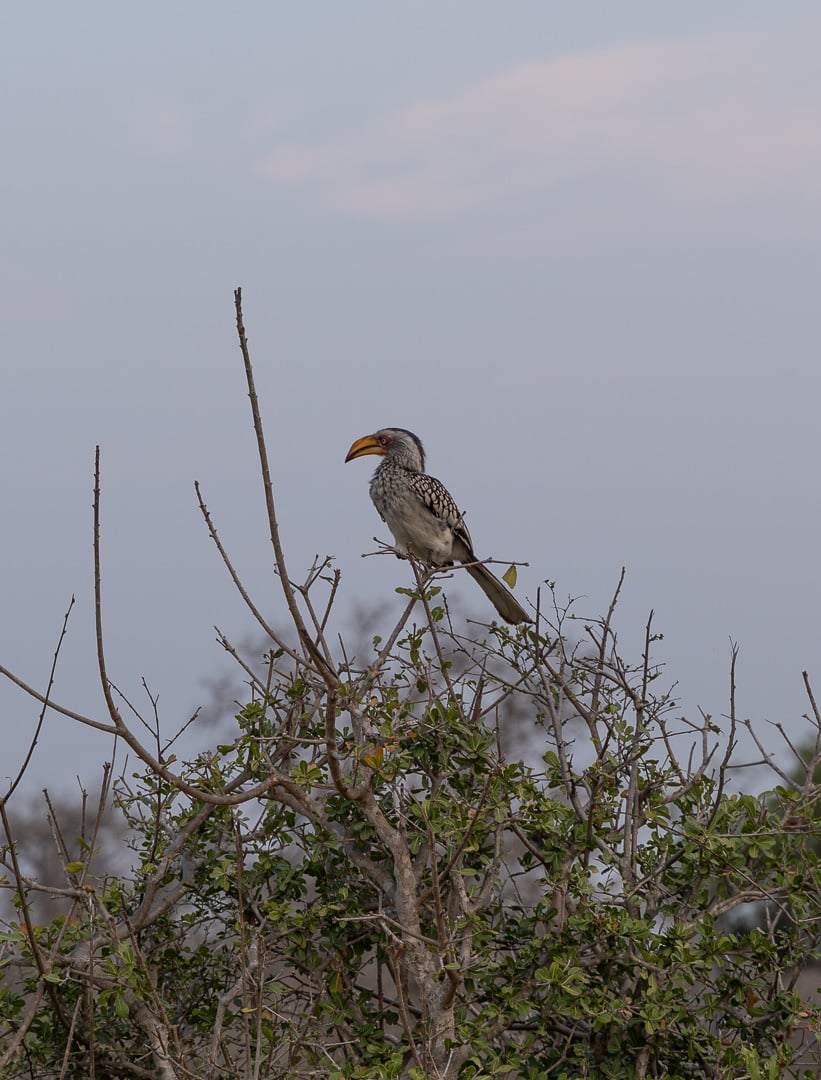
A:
[2,292,820,1079]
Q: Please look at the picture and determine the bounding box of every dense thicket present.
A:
[2,293,819,1079]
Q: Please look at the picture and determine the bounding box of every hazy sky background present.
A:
[2,4,820,796]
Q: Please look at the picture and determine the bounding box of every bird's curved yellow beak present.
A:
[345,434,385,463]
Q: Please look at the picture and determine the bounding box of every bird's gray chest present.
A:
[370,466,455,565]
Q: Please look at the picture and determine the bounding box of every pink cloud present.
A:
[261,19,821,221]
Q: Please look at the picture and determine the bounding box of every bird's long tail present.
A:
[463,562,532,625]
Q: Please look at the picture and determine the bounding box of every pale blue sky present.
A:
[2,4,820,791]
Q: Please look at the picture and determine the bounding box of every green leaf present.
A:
[502,564,517,588]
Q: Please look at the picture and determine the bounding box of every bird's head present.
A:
[345,428,425,472]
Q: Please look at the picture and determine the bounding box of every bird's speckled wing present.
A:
[407,472,474,554]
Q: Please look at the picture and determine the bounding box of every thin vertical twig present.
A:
[3,596,76,803]
[233,288,338,689]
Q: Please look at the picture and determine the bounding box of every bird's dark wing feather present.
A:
[407,472,475,554]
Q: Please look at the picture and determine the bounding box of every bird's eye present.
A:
[379,435,390,447]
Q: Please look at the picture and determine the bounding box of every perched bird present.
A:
[345,427,531,625]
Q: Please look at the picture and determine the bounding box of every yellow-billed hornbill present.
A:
[345,427,531,625]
